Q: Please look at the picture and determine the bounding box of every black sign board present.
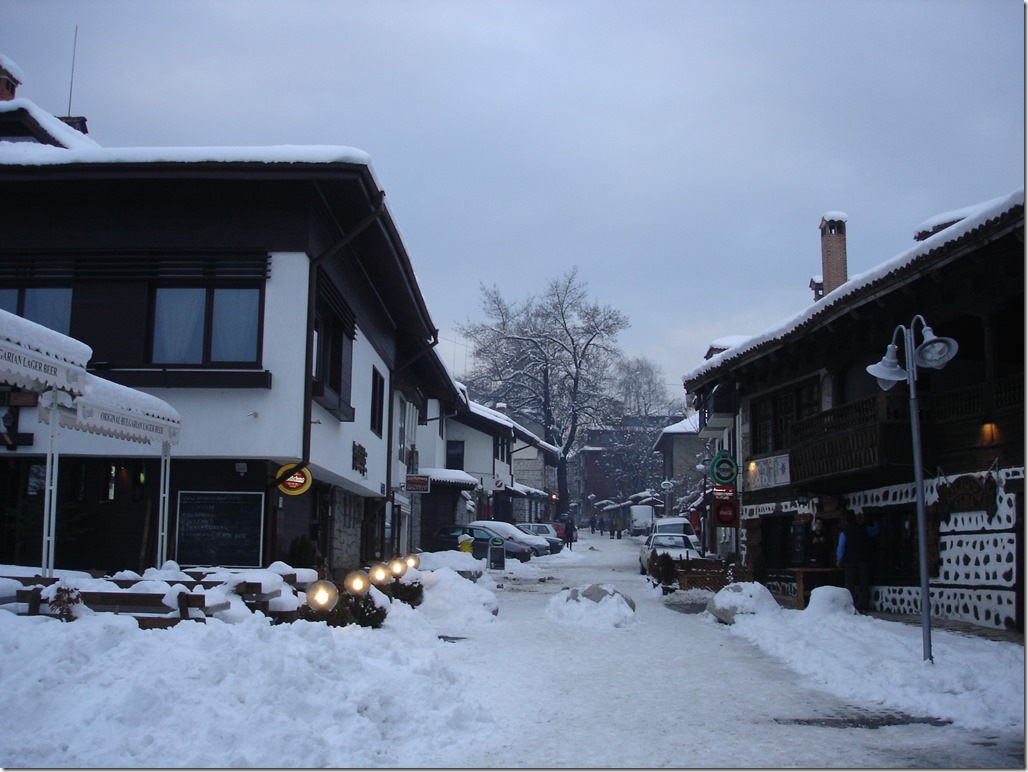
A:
[176,491,264,567]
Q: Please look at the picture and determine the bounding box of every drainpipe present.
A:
[269,192,386,492]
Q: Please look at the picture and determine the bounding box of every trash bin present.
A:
[487,536,505,570]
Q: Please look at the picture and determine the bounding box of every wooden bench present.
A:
[16,586,231,629]
[676,559,753,593]
[230,581,282,614]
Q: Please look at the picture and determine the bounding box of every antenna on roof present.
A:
[66,25,79,116]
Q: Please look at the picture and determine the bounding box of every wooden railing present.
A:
[786,373,1023,487]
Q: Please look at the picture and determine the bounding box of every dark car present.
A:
[432,524,533,562]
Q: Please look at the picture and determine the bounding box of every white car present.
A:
[469,519,551,557]
[519,522,560,540]
[639,533,702,574]
[652,517,703,554]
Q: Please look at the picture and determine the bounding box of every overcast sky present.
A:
[3,1,1023,399]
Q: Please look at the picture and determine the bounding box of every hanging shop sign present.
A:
[405,474,431,493]
[709,450,739,485]
[713,484,735,499]
[713,499,739,527]
[276,465,312,496]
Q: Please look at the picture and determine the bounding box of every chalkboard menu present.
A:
[176,491,264,567]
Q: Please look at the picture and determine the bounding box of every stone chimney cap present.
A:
[820,211,848,223]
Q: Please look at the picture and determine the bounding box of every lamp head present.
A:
[388,557,407,579]
[343,570,371,597]
[368,562,391,586]
[403,553,421,571]
[305,579,340,613]
[866,343,905,391]
[913,326,958,369]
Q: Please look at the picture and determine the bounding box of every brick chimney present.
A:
[818,211,849,297]
[0,54,23,101]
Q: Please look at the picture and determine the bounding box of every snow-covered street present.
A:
[419,529,1024,768]
[0,527,1023,768]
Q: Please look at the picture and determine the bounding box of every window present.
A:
[0,287,73,334]
[493,434,511,463]
[446,440,464,470]
[0,253,270,384]
[370,368,385,436]
[312,273,355,421]
[152,286,260,365]
[750,377,821,455]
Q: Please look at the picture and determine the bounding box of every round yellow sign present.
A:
[276,464,312,496]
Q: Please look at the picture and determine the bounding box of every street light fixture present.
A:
[402,553,421,571]
[866,314,958,663]
[368,562,392,586]
[305,579,340,614]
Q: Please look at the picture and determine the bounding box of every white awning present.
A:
[40,373,181,446]
[417,467,479,490]
[0,309,90,395]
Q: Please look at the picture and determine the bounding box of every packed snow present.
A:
[0,530,1022,768]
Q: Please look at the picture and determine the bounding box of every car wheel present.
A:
[639,562,646,575]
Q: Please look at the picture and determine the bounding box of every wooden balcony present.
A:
[788,373,1023,493]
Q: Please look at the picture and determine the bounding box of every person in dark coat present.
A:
[807,519,831,566]
[836,512,880,612]
[563,519,576,550]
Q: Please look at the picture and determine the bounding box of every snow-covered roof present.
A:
[683,188,1024,386]
[0,96,376,176]
[41,373,181,446]
[511,481,547,497]
[417,467,479,489]
[0,308,91,394]
[0,138,372,167]
[821,210,848,222]
[0,98,100,150]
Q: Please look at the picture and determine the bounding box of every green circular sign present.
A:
[710,451,738,485]
[489,536,504,546]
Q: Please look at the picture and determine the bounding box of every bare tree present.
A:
[611,355,679,417]
[595,356,682,501]
[459,268,628,513]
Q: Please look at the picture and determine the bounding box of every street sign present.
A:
[713,484,735,499]
[710,451,739,485]
[405,474,430,493]
[714,499,739,527]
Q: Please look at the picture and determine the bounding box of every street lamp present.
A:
[866,314,958,663]
[305,579,340,615]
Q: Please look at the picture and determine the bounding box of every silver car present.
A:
[639,533,702,574]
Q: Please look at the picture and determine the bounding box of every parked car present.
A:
[469,520,550,557]
[432,525,533,562]
[639,533,702,574]
[547,520,566,539]
[520,522,560,540]
[652,516,703,553]
[517,523,563,554]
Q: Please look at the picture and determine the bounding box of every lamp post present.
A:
[866,314,958,663]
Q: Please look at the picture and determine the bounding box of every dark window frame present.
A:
[370,367,385,436]
[751,376,821,455]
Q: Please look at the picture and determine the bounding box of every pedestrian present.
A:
[564,519,576,550]
[807,519,830,566]
[836,512,879,612]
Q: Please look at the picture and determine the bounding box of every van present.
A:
[629,505,655,537]
[652,517,703,554]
